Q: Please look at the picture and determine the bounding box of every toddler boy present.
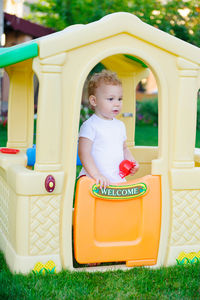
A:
[78,69,139,187]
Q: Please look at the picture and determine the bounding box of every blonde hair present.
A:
[88,69,122,96]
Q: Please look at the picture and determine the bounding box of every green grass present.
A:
[196,129,200,148]
[0,252,200,299]
[0,124,8,147]
[135,124,200,148]
[135,124,158,146]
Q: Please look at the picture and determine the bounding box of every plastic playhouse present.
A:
[0,12,200,273]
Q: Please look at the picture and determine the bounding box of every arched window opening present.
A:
[76,56,161,181]
[135,71,158,147]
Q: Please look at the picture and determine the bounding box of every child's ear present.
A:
[89,95,97,107]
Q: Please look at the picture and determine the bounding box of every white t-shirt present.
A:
[79,114,127,183]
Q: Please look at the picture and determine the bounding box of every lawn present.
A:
[135,125,200,148]
[0,124,200,299]
[0,251,200,299]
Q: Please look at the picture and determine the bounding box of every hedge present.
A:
[80,95,200,129]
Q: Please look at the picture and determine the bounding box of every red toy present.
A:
[0,148,20,154]
[119,159,136,178]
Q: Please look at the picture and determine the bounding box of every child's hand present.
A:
[130,161,139,175]
[95,174,110,189]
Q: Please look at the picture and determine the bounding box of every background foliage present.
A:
[80,93,200,129]
[25,0,200,47]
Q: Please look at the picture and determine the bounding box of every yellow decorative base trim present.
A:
[177,251,200,265]
[33,260,56,274]
[126,259,156,267]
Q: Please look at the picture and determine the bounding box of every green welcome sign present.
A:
[92,182,147,200]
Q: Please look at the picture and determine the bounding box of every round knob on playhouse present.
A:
[119,160,136,178]
[45,175,56,193]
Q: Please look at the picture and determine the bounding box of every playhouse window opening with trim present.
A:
[75,54,160,178]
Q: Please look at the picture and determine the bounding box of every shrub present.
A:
[80,94,200,129]
[79,105,93,128]
[136,98,158,126]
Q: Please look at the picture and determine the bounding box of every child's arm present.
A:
[123,141,139,175]
[78,137,110,188]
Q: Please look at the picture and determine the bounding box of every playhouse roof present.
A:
[0,12,199,69]
[38,12,200,64]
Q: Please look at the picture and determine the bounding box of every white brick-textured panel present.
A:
[171,190,200,246]
[30,195,61,255]
[0,176,10,237]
